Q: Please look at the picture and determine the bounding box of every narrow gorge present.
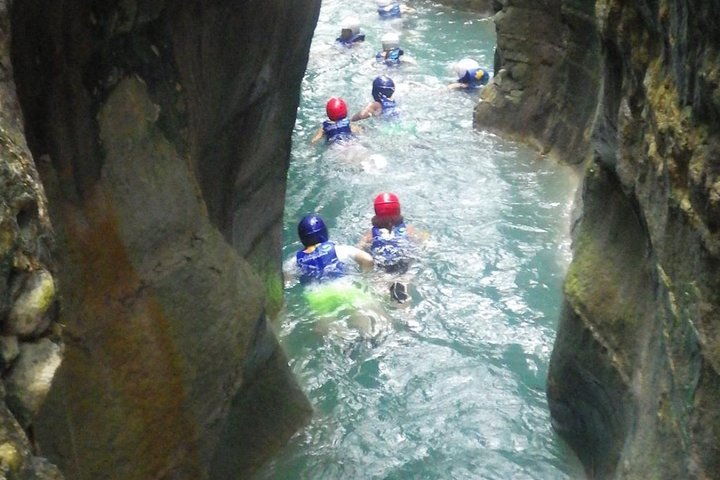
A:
[0,0,717,479]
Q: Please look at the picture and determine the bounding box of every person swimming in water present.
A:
[375,0,415,19]
[285,214,385,336]
[448,58,490,90]
[351,75,398,121]
[336,16,365,46]
[359,193,424,303]
[288,214,373,283]
[311,97,361,144]
[375,32,416,67]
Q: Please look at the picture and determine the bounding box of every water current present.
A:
[258,1,585,478]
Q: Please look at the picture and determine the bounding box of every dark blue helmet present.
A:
[298,214,329,247]
[372,75,395,101]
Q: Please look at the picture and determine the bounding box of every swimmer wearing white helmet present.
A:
[376,0,414,19]
[448,58,490,90]
[336,16,365,46]
[375,32,416,66]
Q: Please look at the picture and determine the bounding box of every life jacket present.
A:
[375,48,404,66]
[336,33,366,46]
[322,118,353,143]
[377,3,401,18]
[296,242,347,283]
[459,68,490,88]
[370,222,410,272]
[379,97,399,118]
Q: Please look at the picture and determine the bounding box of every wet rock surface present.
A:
[546,1,720,478]
[475,0,600,163]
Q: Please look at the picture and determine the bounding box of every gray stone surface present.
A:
[475,0,600,163]
[9,0,317,478]
[5,339,62,429]
[548,1,720,478]
[0,0,63,477]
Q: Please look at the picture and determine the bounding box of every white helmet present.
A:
[453,58,480,78]
[381,32,400,51]
[341,16,361,35]
[376,0,395,7]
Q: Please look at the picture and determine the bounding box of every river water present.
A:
[258,1,584,478]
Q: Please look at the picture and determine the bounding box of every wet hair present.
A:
[372,214,404,230]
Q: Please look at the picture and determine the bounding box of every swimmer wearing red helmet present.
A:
[359,192,426,303]
[311,97,362,144]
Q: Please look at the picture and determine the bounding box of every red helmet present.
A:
[326,97,348,121]
[374,192,401,217]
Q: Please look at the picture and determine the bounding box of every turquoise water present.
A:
[259,1,584,478]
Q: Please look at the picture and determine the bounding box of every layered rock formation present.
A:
[475,0,720,477]
[475,0,600,163]
[2,0,319,478]
[548,1,720,477]
[476,0,720,477]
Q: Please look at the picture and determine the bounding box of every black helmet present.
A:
[372,75,395,101]
[298,214,329,247]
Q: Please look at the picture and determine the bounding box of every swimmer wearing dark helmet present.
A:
[284,214,375,315]
[351,75,399,121]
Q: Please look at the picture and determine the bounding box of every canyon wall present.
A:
[475,0,600,163]
[547,0,720,477]
[2,0,321,478]
[481,0,720,477]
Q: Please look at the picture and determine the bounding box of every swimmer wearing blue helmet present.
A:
[448,58,490,90]
[284,214,374,316]
[289,214,373,284]
[351,75,398,121]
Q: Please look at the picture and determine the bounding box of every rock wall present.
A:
[546,0,720,478]
[475,0,600,163]
[0,0,63,478]
[5,0,319,478]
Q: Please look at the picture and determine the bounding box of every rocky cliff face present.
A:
[476,0,720,477]
[538,1,720,478]
[0,0,63,478]
[2,0,319,478]
[475,0,600,163]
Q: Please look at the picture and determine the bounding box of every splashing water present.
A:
[258,1,585,478]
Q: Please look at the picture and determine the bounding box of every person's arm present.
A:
[351,249,374,272]
[447,82,468,90]
[311,126,324,144]
[282,255,299,283]
[357,231,373,251]
[337,245,374,272]
[407,224,429,242]
[351,102,381,121]
[401,54,418,66]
